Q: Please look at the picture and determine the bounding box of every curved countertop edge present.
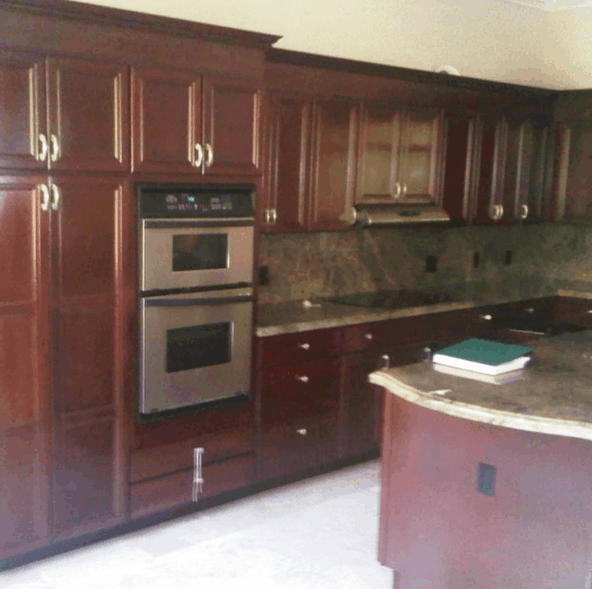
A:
[369,369,592,443]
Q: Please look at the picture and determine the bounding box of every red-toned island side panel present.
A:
[378,393,592,589]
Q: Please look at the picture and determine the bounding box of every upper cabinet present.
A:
[0,50,129,172]
[355,105,445,207]
[261,89,357,232]
[132,67,262,177]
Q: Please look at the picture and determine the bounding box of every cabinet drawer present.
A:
[259,359,341,426]
[130,428,253,483]
[259,418,339,480]
[554,297,592,326]
[258,328,342,366]
[130,453,255,519]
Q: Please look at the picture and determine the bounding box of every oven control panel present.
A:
[138,184,255,219]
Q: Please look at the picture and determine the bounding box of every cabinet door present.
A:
[202,77,261,177]
[471,113,508,224]
[398,109,445,205]
[47,58,129,172]
[261,92,309,232]
[356,103,402,203]
[131,67,202,174]
[0,51,47,171]
[49,176,125,538]
[308,98,357,231]
[0,176,50,557]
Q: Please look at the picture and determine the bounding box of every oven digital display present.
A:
[166,322,231,373]
[172,234,228,272]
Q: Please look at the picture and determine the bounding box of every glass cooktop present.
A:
[325,289,454,310]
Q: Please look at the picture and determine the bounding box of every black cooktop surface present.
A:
[325,289,454,310]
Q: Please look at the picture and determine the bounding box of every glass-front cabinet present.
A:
[355,103,445,207]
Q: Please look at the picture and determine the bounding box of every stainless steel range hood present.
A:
[344,204,451,226]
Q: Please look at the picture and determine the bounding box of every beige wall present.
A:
[70,0,591,90]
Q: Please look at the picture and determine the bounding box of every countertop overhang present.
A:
[370,329,592,442]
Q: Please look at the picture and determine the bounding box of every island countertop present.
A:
[369,329,592,442]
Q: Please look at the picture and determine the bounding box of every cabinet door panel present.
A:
[263,93,309,232]
[132,68,201,174]
[202,78,260,176]
[48,58,129,172]
[0,51,46,170]
[52,415,120,538]
[0,178,49,429]
[309,99,357,230]
[357,106,400,201]
[0,424,49,556]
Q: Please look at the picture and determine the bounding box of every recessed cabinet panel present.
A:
[132,68,201,173]
[0,52,46,170]
[203,78,260,176]
[47,58,129,171]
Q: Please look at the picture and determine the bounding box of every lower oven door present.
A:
[139,287,253,414]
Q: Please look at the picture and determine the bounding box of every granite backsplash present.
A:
[257,223,592,305]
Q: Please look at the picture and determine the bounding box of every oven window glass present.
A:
[166,322,231,373]
[172,234,228,272]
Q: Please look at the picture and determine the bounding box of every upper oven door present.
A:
[140,219,254,292]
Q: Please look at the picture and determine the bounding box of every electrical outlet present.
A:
[477,462,496,496]
[425,255,437,273]
[258,265,270,286]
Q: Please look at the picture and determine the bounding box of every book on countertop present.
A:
[432,339,532,375]
[433,363,527,385]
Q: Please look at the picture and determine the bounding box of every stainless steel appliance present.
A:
[138,184,255,415]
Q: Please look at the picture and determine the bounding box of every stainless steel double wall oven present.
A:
[138,184,255,415]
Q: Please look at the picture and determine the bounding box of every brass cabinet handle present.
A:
[480,314,493,321]
[402,183,408,197]
[490,204,503,221]
[194,143,203,168]
[298,343,311,350]
[519,204,529,220]
[39,184,50,211]
[364,333,374,340]
[192,447,204,502]
[392,182,402,200]
[50,183,60,211]
[296,375,309,383]
[296,428,307,436]
[381,354,390,369]
[50,134,60,162]
[38,134,48,162]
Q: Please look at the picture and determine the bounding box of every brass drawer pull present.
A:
[296,428,307,436]
[296,375,309,383]
[299,343,311,350]
[364,333,374,340]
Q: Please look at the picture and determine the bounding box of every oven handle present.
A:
[145,294,254,307]
[143,219,254,229]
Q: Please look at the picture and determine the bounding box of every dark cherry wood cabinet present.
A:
[261,90,357,232]
[356,105,445,207]
[132,67,261,177]
[0,50,129,173]
[0,176,51,558]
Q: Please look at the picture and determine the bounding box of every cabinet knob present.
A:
[381,354,390,369]
[586,310,592,314]
[480,314,493,321]
[50,134,60,162]
[401,183,408,197]
[519,204,529,220]
[298,343,311,350]
[490,204,503,221]
[524,307,535,314]
[423,347,433,361]
[392,182,402,200]
[194,143,203,167]
[296,428,307,436]
[38,134,48,162]
[296,375,309,383]
[364,333,374,340]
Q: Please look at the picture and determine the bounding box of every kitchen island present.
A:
[370,331,592,589]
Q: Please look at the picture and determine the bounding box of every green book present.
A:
[432,339,532,375]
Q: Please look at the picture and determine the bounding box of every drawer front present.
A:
[258,328,342,366]
[259,359,341,426]
[130,428,253,483]
[130,453,255,518]
[259,418,339,480]
[554,297,592,326]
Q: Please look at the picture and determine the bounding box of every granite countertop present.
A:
[369,330,592,442]
[256,278,592,337]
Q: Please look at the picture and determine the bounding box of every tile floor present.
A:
[2,460,393,589]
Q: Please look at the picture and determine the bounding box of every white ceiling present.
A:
[503,0,592,10]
